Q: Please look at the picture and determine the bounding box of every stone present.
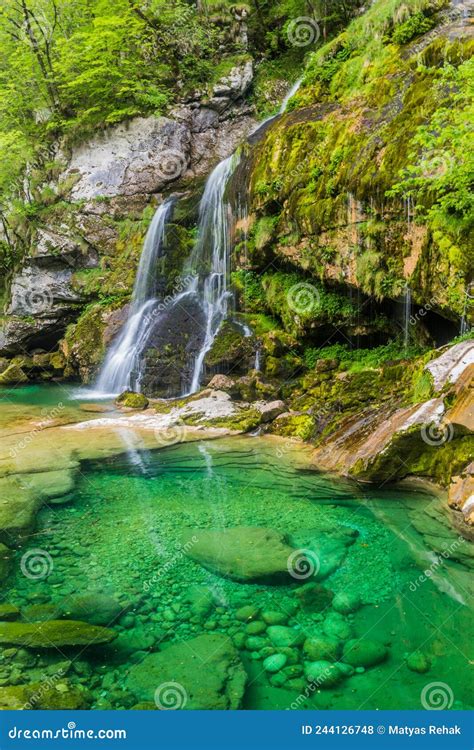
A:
[0,604,20,621]
[332,592,361,615]
[289,527,357,581]
[116,391,149,410]
[448,464,474,524]
[303,636,341,662]
[235,605,260,622]
[245,620,266,636]
[208,374,236,391]
[406,650,431,674]
[304,660,345,688]
[255,401,287,423]
[261,610,288,626]
[0,681,90,710]
[342,639,388,668]
[425,340,474,392]
[267,626,305,649]
[0,363,28,385]
[294,582,334,611]
[183,586,216,618]
[182,526,297,583]
[0,620,117,648]
[0,543,12,578]
[263,653,287,673]
[126,634,246,709]
[316,358,339,373]
[79,403,116,413]
[59,593,125,626]
[322,612,352,641]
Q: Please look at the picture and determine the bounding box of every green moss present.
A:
[271,414,315,441]
[202,408,263,433]
[116,391,149,409]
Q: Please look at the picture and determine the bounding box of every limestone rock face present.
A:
[126,634,247,709]
[65,117,191,202]
[449,463,474,525]
[182,526,297,582]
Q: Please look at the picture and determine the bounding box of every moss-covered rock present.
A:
[0,362,28,385]
[0,620,117,648]
[116,391,149,410]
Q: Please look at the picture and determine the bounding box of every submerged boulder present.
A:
[0,620,117,648]
[0,681,91,710]
[58,593,126,626]
[342,639,387,668]
[126,634,246,709]
[182,526,297,582]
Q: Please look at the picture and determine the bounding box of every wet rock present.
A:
[126,634,246,708]
[255,401,287,423]
[322,612,352,641]
[207,374,236,391]
[406,650,431,674]
[332,592,361,615]
[304,660,345,687]
[0,620,117,648]
[0,544,12,579]
[448,463,474,525]
[425,340,474,392]
[289,527,357,581]
[303,636,341,662]
[182,526,297,583]
[294,582,334,612]
[0,363,29,385]
[342,639,387,668]
[79,403,116,413]
[261,610,288,626]
[0,604,20,622]
[267,626,305,649]
[235,605,260,622]
[0,681,91,709]
[59,593,125,626]
[182,585,216,619]
[263,653,287,673]
[116,391,149,410]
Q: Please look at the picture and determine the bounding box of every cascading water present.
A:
[184,155,237,394]
[96,198,175,394]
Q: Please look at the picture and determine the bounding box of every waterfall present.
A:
[404,285,412,350]
[96,198,175,395]
[185,155,237,394]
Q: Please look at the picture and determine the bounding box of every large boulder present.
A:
[182,526,297,583]
[58,594,126,626]
[126,634,247,709]
[0,620,117,648]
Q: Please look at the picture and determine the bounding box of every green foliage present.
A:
[304,340,425,370]
[391,12,435,44]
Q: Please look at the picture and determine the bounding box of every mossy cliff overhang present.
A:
[242,7,473,323]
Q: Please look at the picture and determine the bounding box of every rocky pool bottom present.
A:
[0,388,472,711]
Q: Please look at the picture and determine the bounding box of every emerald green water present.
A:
[2,389,472,710]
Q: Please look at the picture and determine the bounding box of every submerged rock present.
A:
[0,681,91,710]
[303,636,341,662]
[342,639,387,668]
[0,543,12,579]
[182,526,297,582]
[126,634,247,709]
[0,604,20,621]
[59,593,125,626]
[0,620,117,648]
[304,660,345,688]
[289,526,357,581]
[332,592,362,615]
[406,650,431,674]
[294,582,334,611]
